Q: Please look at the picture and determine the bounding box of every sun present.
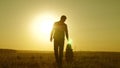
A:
[40,17,54,35]
[31,13,57,42]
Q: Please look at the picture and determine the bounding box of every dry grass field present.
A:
[0,49,120,68]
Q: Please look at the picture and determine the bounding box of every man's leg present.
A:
[59,40,64,67]
[54,40,59,64]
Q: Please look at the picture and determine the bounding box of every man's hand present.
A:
[50,37,53,42]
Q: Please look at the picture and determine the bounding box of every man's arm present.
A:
[65,25,69,40]
[50,24,55,42]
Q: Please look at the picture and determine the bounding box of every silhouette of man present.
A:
[50,15,69,68]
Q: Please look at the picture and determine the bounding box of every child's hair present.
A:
[66,44,72,49]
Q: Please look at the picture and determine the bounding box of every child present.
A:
[65,43,73,64]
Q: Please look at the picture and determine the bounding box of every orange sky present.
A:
[0,0,120,51]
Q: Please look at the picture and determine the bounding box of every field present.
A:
[0,49,120,68]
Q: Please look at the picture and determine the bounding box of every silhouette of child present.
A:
[65,43,73,63]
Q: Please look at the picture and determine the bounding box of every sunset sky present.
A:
[0,0,120,51]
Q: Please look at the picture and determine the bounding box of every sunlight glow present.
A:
[31,13,57,42]
[68,39,73,45]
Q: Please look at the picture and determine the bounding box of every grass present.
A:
[0,49,120,68]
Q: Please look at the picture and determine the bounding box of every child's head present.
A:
[66,44,72,49]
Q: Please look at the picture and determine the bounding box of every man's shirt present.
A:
[53,21,68,40]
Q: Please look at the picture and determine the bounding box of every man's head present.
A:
[60,15,67,22]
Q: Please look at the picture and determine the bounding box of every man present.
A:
[50,15,69,68]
